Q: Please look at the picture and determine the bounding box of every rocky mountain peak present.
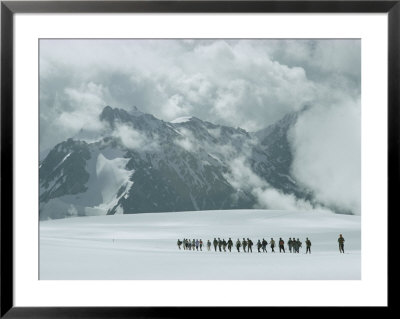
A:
[99,105,147,127]
[39,106,321,220]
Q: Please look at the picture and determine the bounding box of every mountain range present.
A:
[39,105,319,220]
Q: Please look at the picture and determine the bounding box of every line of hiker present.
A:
[177,237,313,254]
[177,235,345,254]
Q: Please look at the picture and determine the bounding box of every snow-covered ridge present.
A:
[170,116,193,124]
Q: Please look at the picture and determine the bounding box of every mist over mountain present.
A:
[39,106,344,220]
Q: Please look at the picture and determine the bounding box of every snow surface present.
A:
[170,116,193,124]
[40,209,360,280]
[95,153,133,205]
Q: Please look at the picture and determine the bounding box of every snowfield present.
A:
[40,210,361,280]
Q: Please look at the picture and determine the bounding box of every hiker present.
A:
[242,238,248,253]
[338,234,345,253]
[207,240,211,251]
[199,239,203,251]
[177,239,182,250]
[292,238,298,253]
[305,238,311,254]
[195,239,199,251]
[236,239,241,252]
[227,238,233,252]
[279,238,285,253]
[262,238,268,253]
[288,238,293,253]
[218,238,222,252]
[192,239,195,251]
[247,238,253,253]
[222,239,227,252]
[296,238,302,253]
[213,238,218,252]
[270,238,275,252]
[257,240,262,252]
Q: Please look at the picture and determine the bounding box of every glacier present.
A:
[40,209,361,280]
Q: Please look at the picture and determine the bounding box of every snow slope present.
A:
[40,209,361,280]
[170,116,193,124]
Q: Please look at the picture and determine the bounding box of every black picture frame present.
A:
[1,0,396,317]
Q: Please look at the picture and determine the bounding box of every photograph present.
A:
[38,39,361,280]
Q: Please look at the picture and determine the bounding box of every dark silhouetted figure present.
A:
[305,237,311,254]
[296,238,302,253]
[247,238,253,253]
[222,239,227,252]
[213,238,218,252]
[279,238,285,253]
[227,238,233,252]
[288,238,293,253]
[257,240,262,252]
[338,234,345,253]
[262,238,268,252]
[236,239,241,252]
[270,238,275,252]
[242,238,248,253]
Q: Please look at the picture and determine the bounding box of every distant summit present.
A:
[100,105,146,127]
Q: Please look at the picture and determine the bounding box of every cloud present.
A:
[161,94,188,119]
[173,128,200,153]
[288,98,361,214]
[112,123,159,152]
[253,188,313,211]
[224,156,267,191]
[267,39,361,87]
[41,39,354,152]
[40,80,108,150]
[56,82,106,131]
[174,137,197,153]
[223,156,334,213]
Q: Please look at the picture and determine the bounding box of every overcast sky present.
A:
[40,39,361,214]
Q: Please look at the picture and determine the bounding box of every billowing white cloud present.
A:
[288,98,361,214]
[224,156,335,213]
[55,82,106,132]
[224,156,267,191]
[173,128,200,153]
[40,39,337,150]
[253,188,313,211]
[112,123,158,152]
